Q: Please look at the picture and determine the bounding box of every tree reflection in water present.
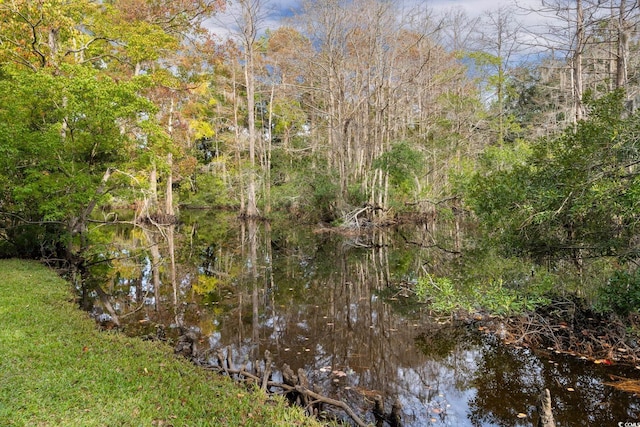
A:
[96,212,640,426]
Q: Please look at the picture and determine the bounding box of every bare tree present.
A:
[573,0,585,123]
[519,0,640,125]
[218,0,268,217]
[474,5,525,143]
[439,7,481,53]
[293,0,473,216]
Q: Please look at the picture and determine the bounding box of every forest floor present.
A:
[470,296,640,367]
[0,259,322,427]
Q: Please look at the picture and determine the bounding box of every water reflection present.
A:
[94,211,640,426]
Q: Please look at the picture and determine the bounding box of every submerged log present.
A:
[536,388,556,427]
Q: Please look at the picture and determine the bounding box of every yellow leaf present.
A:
[192,274,219,294]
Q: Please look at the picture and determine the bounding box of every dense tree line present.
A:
[1,0,640,310]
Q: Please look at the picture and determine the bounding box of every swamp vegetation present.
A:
[79,211,640,426]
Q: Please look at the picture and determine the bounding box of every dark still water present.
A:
[95,211,640,426]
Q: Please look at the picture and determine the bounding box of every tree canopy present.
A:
[467,90,640,265]
[1,0,640,307]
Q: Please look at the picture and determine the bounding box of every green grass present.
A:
[0,259,321,427]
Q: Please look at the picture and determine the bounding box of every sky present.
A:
[205,0,559,65]
[263,0,530,17]
[208,0,544,39]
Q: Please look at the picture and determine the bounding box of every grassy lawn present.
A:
[0,259,321,427]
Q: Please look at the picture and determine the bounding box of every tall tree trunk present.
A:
[497,32,505,145]
[233,68,246,213]
[264,84,274,215]
[616,0,629,90]
[245,51,258,217]
[166,98,175,217]
[573,0,585,124]
[241,0,260,218]
[166,153,174,217]
[149,162,158,213]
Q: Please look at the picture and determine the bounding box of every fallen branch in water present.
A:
[294,385,368,427]
[199,347,375,427]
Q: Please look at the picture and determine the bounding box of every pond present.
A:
[91,210,640,426]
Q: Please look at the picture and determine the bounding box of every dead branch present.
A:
[489,303,640,365]
[202,349,373,427]
[293,385,369,427]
